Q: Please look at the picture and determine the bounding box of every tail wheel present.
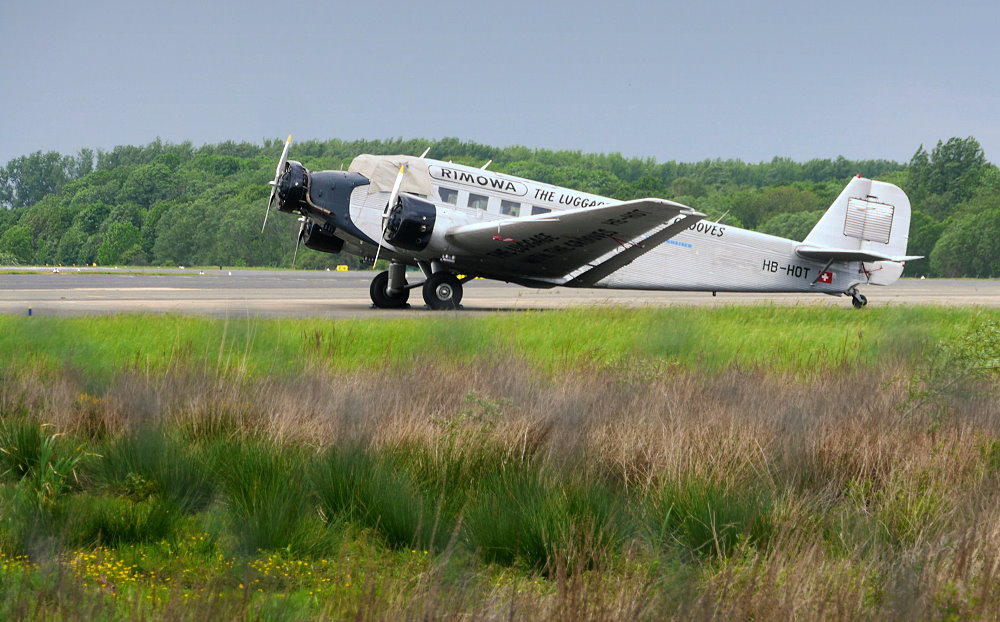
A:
[422,273,462,310]
[851,292,868,308]
[370,270,410,308]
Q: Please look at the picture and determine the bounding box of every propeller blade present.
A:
[386,163,406,212]
[292,216,306,268]
[263,134,292,233]
[372,163,406,269]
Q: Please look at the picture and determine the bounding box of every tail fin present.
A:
[802,176,914,259]
[797,176,920,286]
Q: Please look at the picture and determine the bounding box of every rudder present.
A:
[803,176,912,260]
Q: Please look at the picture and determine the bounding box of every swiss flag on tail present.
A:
[818,271,834,284]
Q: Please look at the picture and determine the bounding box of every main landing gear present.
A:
[847,287,868,309]
[422,272,463,310]
[368,262,465,310]
[369,263,410,309]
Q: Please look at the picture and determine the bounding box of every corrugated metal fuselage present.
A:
[335,158,870,295]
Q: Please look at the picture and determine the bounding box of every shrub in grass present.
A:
[209,439,312,555]
[0,418,46,482]
[841,472,948,549]
[462,468,541,567]
[0,419,86,511]
[0,484,61,556]
[464,467,629,572]
[62,494,181,546]
[651,477,773,559]
[311,446,441,550]
[0,419,87,556]
[90,429,213,513]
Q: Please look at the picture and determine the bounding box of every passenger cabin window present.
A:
[500,200,521,217]
[531,206,551,215]
[439,187,458,205]
[469,193,489,211]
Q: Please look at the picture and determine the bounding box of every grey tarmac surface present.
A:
[1,268,998,318]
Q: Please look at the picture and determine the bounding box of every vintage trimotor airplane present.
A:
[263,136,921,310]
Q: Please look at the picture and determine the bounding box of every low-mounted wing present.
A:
[445,199,704,282]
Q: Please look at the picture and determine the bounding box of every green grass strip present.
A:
[0,306,993,383]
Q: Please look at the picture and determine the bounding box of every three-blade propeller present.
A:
[262,134,292,233]
[371,163,407,269]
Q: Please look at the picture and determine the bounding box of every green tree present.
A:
[906,210,946,275]
[18,195,74,264]
[119,163,176,208]
[0,151,76,208]
[930,208,1000,277]
[627,174,668,199]
[0,224,34,263]
[75,203,112,235]
[669,176,706,198]
[55,226,89,265]
[97,221,142,265]
[118,244,148,265]
[730,186,822,230]
[758,210,824,241]
[907,137,987,209]
[74,148,95,177]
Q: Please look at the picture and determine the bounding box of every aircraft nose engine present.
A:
[276,161,309,212]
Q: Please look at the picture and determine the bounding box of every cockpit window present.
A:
[439,187,458,205]
[501,200,521,217]
[469,193,489,211]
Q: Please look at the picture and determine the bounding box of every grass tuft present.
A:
[209,440,312,555]
[464,467,629,572]
[651,477,774,559]
[311,446,440,550]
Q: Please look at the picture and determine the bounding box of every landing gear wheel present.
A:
[422,272,463,310]
[851,292,868,308]
[370,270,410,309]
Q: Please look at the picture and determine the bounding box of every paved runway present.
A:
[1,268,998,318]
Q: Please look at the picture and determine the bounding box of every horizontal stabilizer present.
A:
[794,244,923,263]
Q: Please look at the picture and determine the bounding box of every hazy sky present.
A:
[2,0,998,165]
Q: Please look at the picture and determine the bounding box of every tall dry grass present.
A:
[1,344,999,619]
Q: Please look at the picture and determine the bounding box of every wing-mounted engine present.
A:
[383,194,437,251]
[301,220,345,254]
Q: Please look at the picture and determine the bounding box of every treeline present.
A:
[0,136,997,276]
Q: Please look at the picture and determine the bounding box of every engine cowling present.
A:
[383,194,436,251]
[277,161,309,212]
[301,220,344,254]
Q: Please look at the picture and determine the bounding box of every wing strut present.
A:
[811,258,835,285]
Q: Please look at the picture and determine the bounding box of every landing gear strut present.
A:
[848,287,868,309]
[369,263,410,308]
[422,272,463,310]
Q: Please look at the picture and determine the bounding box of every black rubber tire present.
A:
[851,293,867,308]
[422,272,463,310]
[369,270,410,308]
